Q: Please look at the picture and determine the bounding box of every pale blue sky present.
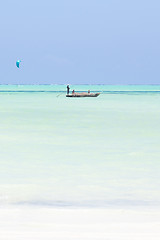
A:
[0,0,160,84]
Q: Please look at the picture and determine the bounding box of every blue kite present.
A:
[16,60,21,68]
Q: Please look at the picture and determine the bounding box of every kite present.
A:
[16,60,21,68]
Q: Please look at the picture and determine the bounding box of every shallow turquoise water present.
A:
[0,84,160,92]
[0,85,160,207]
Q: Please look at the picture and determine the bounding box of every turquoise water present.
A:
[0,85,160,207]
[0,84,160,92]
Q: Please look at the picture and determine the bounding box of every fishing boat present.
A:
[66,92,100,97]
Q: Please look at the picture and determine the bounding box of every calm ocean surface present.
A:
[0,85,160,207]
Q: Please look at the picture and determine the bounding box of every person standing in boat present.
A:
[67,85,70,94]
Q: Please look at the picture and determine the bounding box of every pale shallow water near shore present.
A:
[0,85,160,207]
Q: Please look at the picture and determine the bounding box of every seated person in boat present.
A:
[72,90,75,94]
[88,90,90,93]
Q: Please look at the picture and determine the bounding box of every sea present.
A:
[0,84,160,208]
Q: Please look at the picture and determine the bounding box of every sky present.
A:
[0,0,160,84]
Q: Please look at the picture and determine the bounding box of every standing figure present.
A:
[67,85,70,94]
